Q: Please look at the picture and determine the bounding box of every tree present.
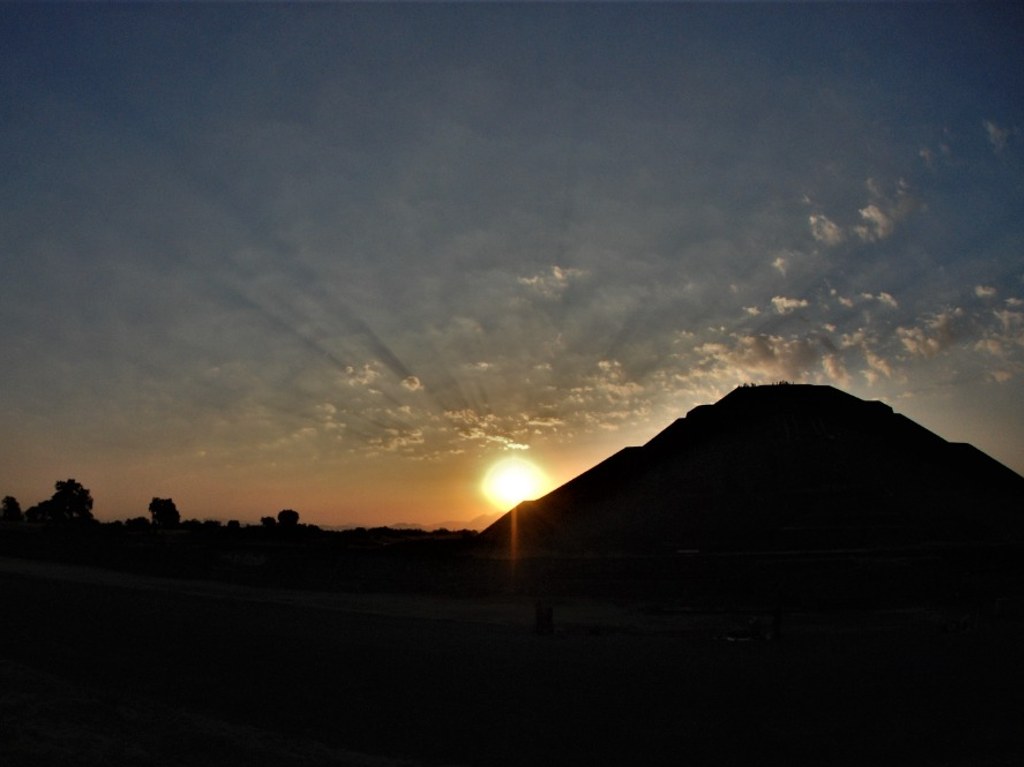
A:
[277,509,300,527]
[45,479,94,524]
[148,497,180,529]
[1,496,22,522]
[25,502,45,523]
[260,516,277,527]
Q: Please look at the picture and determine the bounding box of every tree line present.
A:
[1,479,304,531]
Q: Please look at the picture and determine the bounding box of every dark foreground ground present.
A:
[2,557,1023,767]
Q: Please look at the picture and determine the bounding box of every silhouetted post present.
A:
[535,600,554,635]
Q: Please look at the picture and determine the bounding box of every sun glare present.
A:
[482,457,548,510]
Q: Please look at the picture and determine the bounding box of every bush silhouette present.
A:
[148,497,180,529]
[277,509,300,527]
[1,495,22,522]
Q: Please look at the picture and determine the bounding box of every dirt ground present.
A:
[1,556,1023,766]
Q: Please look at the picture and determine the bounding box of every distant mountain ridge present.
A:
[479,384,1024,555]
[328,513,503,533]
[389,513,503,532]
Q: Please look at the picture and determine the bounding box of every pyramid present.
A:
[479,384,1024,555]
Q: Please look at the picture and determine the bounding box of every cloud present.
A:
[555,359,654,433]
[809,214,844,246]
[993,309,1023,339]
[443,409,532,451]
[822,353,850,387]
[811,179,918,249]
[854,204,894,242]
[401,376,423,391]
[368,427,425,454]
[695,334,822,383]
[772,256,788,276]
[984,120,1010,153]
[771,296,809,315]
[876,292,899,309]
[975,338,1004,357]
[344,364,382,388]
[592,359,645,400]
[518,265,586,299]
[526,415,564,430]
[896,309,963,358]
[836,294,855,308]
[975,285,997,299]
[835,328,893,385]
[858,291,899,309]
[864,348,893,380]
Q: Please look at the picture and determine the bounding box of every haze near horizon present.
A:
[2,4,1022,526]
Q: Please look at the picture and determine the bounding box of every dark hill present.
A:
[479,384,1024,555]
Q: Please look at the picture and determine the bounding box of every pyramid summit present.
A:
[480,384,1024,556]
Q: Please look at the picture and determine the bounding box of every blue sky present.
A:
[2,3,1022,525]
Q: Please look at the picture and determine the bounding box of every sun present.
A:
[482,457,548,510]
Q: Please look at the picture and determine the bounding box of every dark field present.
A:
[2,556,1023,766]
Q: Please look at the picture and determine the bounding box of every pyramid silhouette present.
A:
[480,384,1024,555]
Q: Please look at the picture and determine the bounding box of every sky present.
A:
[2,3,1023,527]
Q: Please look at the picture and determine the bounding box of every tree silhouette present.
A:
[148,497,180,529]
[40,479,94,524]
[1,495,22,522]
[277,509,300,527]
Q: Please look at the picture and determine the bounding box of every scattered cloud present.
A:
[836,294,855,309]
[809,214,844,246]
[526,415,565,430]
[369,427,425,454]
[858,291,899,309]
[812,179,919,248]
[444,409,528,450]
[993,309,1023,339]
[518,265,586,299]
[896,309,964,358]
[771,296,809,315]
[876,292,899,309]
[822,353,850,387]
[864,348,893,380]
[401,376,423,391]
[592,359,645,401]
[344,364,382,388]
[984,119,1011,153]
[854,204,894,242]
[975,338,1004,357]
[695,334,821,383]
[975,285,997,299]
